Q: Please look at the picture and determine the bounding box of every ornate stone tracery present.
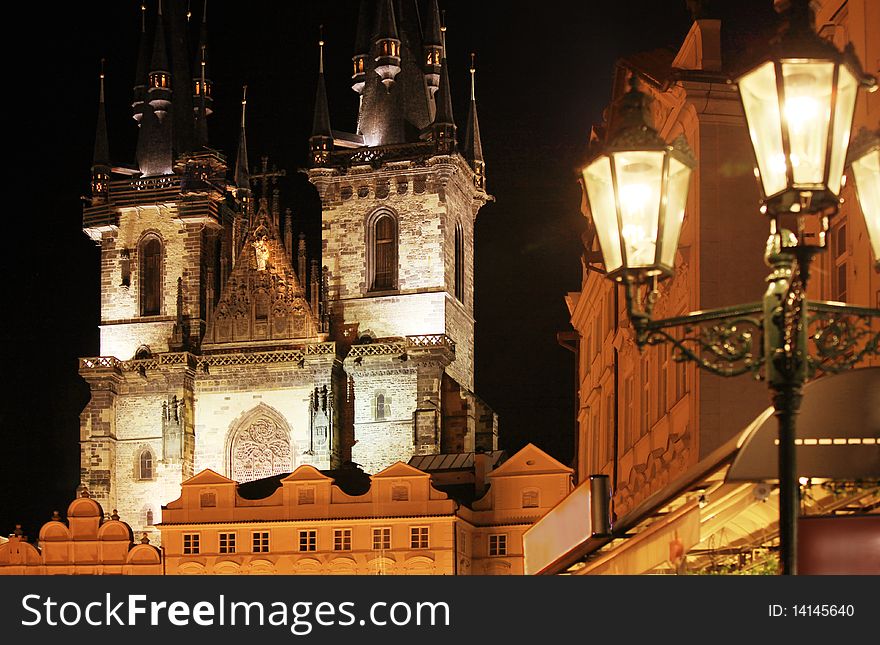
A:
[227,405,294,483]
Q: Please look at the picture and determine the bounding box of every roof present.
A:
[408,450,507,472]
[236,466,372,500]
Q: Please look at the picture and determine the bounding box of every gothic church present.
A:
[79,0,495,541]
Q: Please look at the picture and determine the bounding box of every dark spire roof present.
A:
[375,0,399,41]
[168,0,195,156]
[311,29,333,138]
[149,0,169,74]
[134,3,150,92]
[93,61,110,168]
[353,0,371,56]
[193,1,210,148]
[463,54,483,163]
[434,22,455,128]
[194,0,210,80]
[234,85,250,191]
[424,0,443,47]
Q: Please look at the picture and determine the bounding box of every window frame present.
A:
[410,526,429,550]
[333,528,352,552]
[367,210,399,293]
[252,531,270,553]
[183,533,200,555]
[488,533,508,557]
[219,532,237,554]
[138,234,163,317]
[298,529,317,552]
[372,527,391,551]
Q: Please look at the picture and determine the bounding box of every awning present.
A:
[574,502,700,575]
[727,367,880,481]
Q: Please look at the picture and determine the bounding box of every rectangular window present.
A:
[298,530,317,552]
[391,484,409,501]
[373,527,391,551]
[656,344,668,422]
[252,531,270,553]
[410,526,429,549]
[219,532,236,554]
[488,534,508,556]
[624,374,634,450]
[333,528,352,552]
[832,221,848,301]
[298,487,315,505]
[522,490,539,508]
[640,360,650,437]
[183,533,200,555]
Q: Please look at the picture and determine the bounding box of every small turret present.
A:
[234,85,251,198]
[423,0,443,99]
[132,3,150,125]
[91,61,111,203]
[147,0,172,119]
[373,0,401,91]
[310,29,334,166]
[432,16,456,154]
[193,0,212,147]
[351,0,370,95]
[464,53,485,190]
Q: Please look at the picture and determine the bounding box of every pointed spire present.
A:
[310,27,333,166]
[433,14,456,152]
[94,60,110,167]
[193,1,211,149]
[92,60,111,202]
[464,53,486,190]
[375,0,399,41]
[132,2,151,122]
[425,0,443,48]
[150,0,169,77]
[234,85,250,193]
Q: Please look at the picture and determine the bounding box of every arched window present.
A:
[146,509,154,525]
[369,212,398,291]
[139,236,162,316]
[375,392,391,420]
[139,449,154,480]
[454,223,464,301]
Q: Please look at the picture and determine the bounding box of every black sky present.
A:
[1,1,777,537]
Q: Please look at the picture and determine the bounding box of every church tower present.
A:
[308,0,496,474]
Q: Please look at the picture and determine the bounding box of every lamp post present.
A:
[581,0,879,575]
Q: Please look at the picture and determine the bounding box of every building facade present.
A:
[77,0,495,544]
[536,0,879,575]
[156,444,572,575]
[0,495,162,575]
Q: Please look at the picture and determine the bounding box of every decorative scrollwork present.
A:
[807,303,880,375]
[643,316,764,378]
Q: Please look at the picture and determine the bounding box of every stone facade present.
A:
[78,2,497,547]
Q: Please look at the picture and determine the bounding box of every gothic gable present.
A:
[203,206,320,348]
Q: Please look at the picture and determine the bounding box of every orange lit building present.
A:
[0,494,162,575]
[158,444,571,575]
[530,0,879,575]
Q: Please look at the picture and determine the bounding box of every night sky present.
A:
[1,1,776,537]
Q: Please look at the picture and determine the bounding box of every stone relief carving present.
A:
[230,416,292,483]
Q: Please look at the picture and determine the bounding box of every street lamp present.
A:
[847,128,880,270]
[581,0,879,575]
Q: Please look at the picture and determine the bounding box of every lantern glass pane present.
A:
[781,61,834,186]
[582,155,623,273]
[612,150,664,269]
[827,64,858,195]
[739,62,787,197]
[851,148,880,262]
[660,156,692,268]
